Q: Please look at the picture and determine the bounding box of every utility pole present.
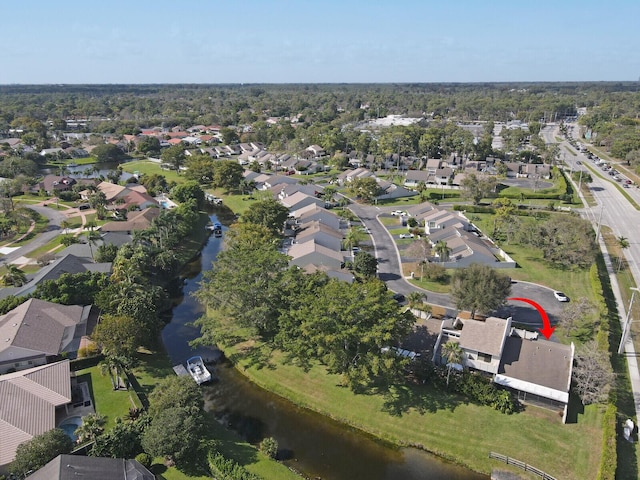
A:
[618,287,640,354]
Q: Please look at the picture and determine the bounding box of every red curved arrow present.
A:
[507,297,556,339]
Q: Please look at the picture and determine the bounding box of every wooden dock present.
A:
[173,364,188,377]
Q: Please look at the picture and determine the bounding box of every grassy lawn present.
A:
[121,160,185,184]
[220,344,602,480]
[379,216,402,226]
[74,365,137,429]
[212,192,259,217]
[24,235,65,260]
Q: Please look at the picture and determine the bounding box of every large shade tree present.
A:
[11,429,73,477]
[241,197,290,235]
[274,278,415,391]
[195,223,290,337]
[450,263,512,319]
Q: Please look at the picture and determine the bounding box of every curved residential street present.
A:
[1,204,67,265]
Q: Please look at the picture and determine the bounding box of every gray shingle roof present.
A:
[26,454,154,480]
[0,299,85,355]
[0,360,71,466]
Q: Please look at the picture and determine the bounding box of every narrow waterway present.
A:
[161,214,487,480]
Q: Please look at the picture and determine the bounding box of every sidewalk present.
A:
[603,236,640,421]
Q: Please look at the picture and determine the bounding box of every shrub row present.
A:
[597,403,617,480]
[69,354,104,371]
[208,451,262,480]
[592,254,618,480]
[433,367,518,414]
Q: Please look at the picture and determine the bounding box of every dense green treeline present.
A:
[2,82,639,129]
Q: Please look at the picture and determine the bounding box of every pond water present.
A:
[161,214,487,480]
[40,160,135,182]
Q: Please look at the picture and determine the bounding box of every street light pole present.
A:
[618,287,640,354]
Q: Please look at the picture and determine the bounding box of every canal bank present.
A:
[162,213,487,480]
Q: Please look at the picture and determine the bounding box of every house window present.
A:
[428,221,436,228]
[478,353,492,363]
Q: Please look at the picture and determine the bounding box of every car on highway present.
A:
[554,291,569,302]
[399,233,415,239]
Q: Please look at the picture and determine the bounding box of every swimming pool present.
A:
[58,416,82,442]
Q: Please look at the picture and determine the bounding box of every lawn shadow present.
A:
[227,343,275,371]
[380,382,466,417]
[564,391,584,424]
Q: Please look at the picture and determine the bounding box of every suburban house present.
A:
[25,454,154,480]
[270,182,324,202]
[287,241,345,270]
[404,170,431,188]
[0,360,73,469]
[81,182,158,211]
[433,316,575,421]
[280,191,325,212]
[0,253,111,300]
[0,299,94,373]
[294,220,344,251]
[262,175,299,190]
[293,204,342,230]
[403,202,515,269]
[30,175,77,195]
[305,144,325,157]
[425,158,442,174]
[101,207,160,234]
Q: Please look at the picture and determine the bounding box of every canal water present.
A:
[161,214,487,480]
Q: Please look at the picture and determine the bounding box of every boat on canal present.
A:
[186,356,212,385]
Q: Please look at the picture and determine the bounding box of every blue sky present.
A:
[1,0,638,84]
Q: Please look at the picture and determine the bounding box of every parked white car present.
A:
[554,291,569,302]
[391,210,406,216]
[399,233,415,239]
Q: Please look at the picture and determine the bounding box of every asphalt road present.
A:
[348,202,563,329]
[543,124,640,290]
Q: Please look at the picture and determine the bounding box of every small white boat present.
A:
[186,356,212,385]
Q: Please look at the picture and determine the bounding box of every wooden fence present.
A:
[489,452,557,480]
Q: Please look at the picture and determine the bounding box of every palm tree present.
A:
[74,413,106,444]
[99,358,117,390]
[1,264,27,287]
[617,235,630,272]
[60,219,71,234]
[344,226,365,252]
[407,291,425,309]
[434,240,451,263]
[441,341,463,387]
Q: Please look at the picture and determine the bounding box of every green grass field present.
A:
[121,160,185,184]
